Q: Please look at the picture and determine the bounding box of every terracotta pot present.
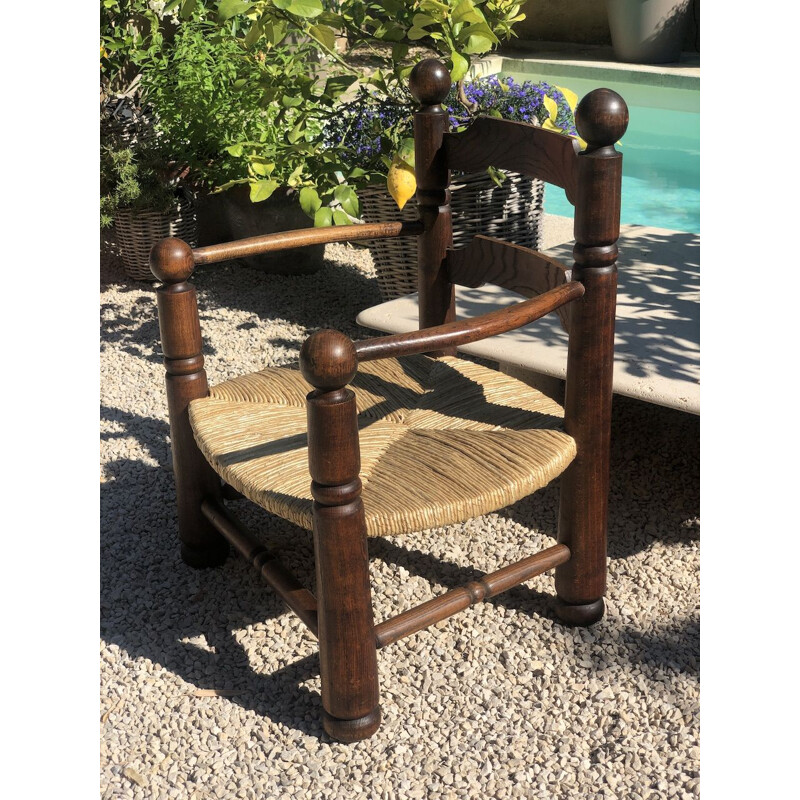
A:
[195,184,324,274]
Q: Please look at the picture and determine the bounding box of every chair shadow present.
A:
[101,452,330,736]
[102,451,697,743]
[456,226,700,387]
[100,235,383,368]
[497,394,700,560]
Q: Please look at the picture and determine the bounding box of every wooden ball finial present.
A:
[150,237,195,283]
[300,329,358,391]
[409,58,451,107]
[575,89,629,148]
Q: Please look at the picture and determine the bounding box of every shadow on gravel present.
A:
[101,239,383,362]
[101,454,330,737]
[498,394,700,560]
[369,537,557,622]
[618,617,700,676]
[101,446,698,740]
[188,253,382,342]
[100,405,172,468]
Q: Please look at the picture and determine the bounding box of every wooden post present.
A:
[555,90,629,626]
[150,238,228,568]
[300,330,380,742]
[409,58,455,354]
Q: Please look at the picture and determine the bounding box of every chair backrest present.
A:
[407,59,629,342]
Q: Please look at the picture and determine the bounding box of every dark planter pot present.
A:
[606,0,692,64]
[195,184,324,274]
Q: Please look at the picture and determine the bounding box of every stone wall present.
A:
[513,0,700,52]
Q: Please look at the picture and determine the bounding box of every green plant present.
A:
[111,2,546,226]
[101,0,169,95]
[139,18,286,191]
[205,0,540,224]
[100,141,182,227]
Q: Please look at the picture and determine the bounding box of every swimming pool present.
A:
[501,61,700,234]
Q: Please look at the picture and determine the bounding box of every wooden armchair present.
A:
[150,59,628,742]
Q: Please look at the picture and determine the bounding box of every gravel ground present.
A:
[100,230,699,800]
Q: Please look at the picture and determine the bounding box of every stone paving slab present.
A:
[357,224,700,415]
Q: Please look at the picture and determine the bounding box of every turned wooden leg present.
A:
[301,330,380,742]
[409,58,456,356]
[151,238,228,568]
[555,90,628,626]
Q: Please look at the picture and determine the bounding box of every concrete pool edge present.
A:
[472,49,699,91]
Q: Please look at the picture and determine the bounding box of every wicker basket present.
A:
[114,196,198,281]
[360,171,545,300]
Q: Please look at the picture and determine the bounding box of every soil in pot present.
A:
[195,184,324,274]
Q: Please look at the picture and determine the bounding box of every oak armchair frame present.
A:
[150,59,628,742]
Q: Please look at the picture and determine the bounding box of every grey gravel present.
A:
[100,228,699,799]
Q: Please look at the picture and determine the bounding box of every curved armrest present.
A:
[192,220,423,267]
[354,282,584,362]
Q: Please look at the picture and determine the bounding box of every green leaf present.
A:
[463,33,495,54]
[243,21,261,48]
[250,179,279,202]
[452,0,484,25]
[215,179,250,192]
[281,93,303,108]
[412,14,436,27]
[396,138,415,168]
[225,143,244,157]
[299,187,322,216]
[308,24,336,51]
[391,42,409,63]
[486,165,507,187]
[287,118,306,144]
[407,26,429,41]
[250,160,275,176]
[450,50,469,82]
[217,0,254,23]
[179,0,196,20]
[314,207,333,227]
[418,0,449,15]
[334,185,360,218]
[459,22,499,54]
[261,20,288,46]
[332,209,352,226]
[164,0,181,11]
[287,164,304,187]
[274,0,324,19]
[374,21,406,42]
[323,74,357,100]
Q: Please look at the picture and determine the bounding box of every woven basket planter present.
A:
[360,171,545,300]
[114,196,198,281]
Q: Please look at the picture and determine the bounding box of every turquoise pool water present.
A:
[501,66,700,234]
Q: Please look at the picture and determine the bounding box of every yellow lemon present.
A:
[387,155,416,210]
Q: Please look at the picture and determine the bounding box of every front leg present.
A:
[301,330,380,741]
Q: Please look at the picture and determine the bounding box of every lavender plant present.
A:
[449,75,578,136]
[323,75,579,178]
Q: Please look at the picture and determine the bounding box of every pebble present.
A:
[101,236,699,798]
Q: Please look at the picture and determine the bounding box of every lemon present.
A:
[387,155,416,211]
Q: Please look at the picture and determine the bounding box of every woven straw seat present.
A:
[189,354,576,537]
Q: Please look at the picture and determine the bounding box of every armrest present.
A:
[192,219,423,267]
[353,282,584,362]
